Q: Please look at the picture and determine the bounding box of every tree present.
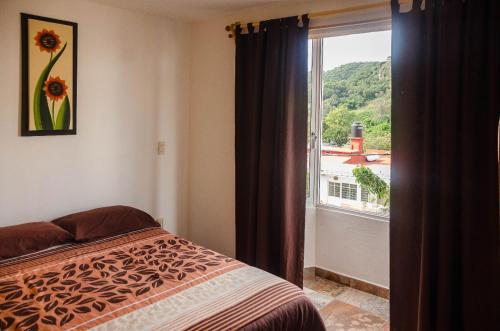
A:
[319,59,392,150]
[322,106,354,146]
[363,132,391,150]
[352,165,389,206]
[363,122,391,150]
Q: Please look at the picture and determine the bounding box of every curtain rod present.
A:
[225,0,408,38]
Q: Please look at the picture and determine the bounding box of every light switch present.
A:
[157,141,166,155]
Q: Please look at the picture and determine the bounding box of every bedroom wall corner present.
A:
[187,18,236,257]
[304,207,317,268]
[0,0,191,234]
[154,20,192,238]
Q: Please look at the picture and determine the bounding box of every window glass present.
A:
[317,31,391,216]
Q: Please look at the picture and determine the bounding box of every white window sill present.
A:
[314,204,390,223]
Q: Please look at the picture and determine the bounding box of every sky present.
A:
[309,30,391,71]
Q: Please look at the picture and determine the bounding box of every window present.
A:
[308,23,391,217]
[328,182,340,198]
[361,187,369,203]
[341,183,357,200]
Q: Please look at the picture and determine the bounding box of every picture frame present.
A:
[21,13,78,136]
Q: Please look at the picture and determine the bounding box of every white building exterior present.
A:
[319,153,391,215]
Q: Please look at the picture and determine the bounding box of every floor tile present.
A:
[304,276,348,298]
[321,300,387,331]
[335,288,390,320]
[304,275,390,330]
[304,287,335,310]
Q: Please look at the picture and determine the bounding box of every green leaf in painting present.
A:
[33,42,67,130]
[55,95,70,130]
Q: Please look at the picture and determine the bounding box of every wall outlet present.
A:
[156,218,164,228]
[157,141,166,155]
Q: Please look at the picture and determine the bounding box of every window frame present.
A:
[307,20,391,222]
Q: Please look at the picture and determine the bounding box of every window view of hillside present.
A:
[322,60,391,150]
[309,31,392,216]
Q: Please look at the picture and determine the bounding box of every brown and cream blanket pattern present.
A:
[0,228,321,331]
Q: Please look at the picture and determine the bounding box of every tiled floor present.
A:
[304,275,389,331]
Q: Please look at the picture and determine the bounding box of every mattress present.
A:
[0,228,324,330]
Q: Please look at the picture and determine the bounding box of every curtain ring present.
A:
[391,0,401,15]
[412,0,423,10]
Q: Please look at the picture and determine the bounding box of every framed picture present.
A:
[21,13,77,136]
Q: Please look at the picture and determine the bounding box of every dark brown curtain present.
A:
[391,0,500,330]
[235,15,309,287]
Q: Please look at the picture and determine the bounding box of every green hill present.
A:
[320,59,391,150]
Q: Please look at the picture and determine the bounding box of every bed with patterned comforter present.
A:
[0,228,324,330]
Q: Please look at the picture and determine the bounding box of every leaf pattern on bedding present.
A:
[0,234,234,331]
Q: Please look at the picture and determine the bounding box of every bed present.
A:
[0,208,325,331]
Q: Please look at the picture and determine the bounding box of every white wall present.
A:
[315,209,389,287]
[188,0,389,286]
[0,0,191,236]
[304,207,317,268]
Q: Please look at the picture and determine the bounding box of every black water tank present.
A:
[351,122,363,137]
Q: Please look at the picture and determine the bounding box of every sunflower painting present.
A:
[21,14,77,136]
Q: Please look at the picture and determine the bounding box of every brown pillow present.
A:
[52,205,159,241]
[0,222,74,259]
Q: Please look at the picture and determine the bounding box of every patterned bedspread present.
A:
[0,228,324,331]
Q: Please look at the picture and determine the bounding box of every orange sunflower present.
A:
[44,76,68,102]
[34,29,61,53]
